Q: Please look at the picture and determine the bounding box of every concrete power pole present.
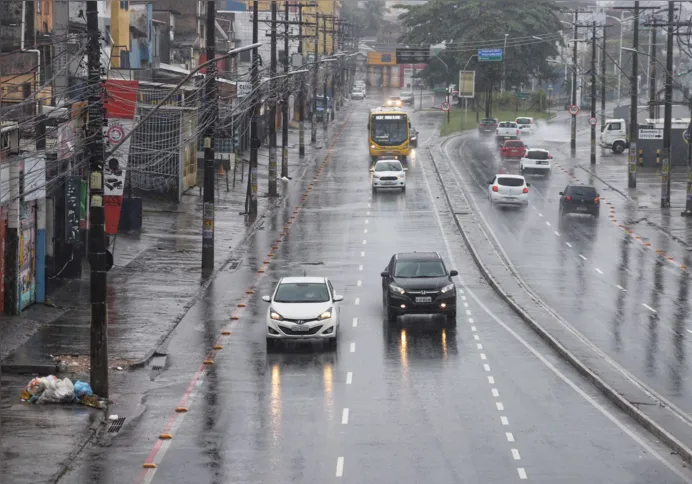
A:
[202,0,217,272]
[248,0,260,216]
[281,0,290,179]
[268,0,278,197]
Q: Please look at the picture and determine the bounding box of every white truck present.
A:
[495,121,520,147]
[600,117,691,154]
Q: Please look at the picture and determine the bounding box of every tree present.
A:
[341,0,390,39]
[396,0,564,90]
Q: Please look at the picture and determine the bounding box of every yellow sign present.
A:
[367,52,397,66]
[458,71,475,98]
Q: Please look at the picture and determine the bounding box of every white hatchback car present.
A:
[520,148,552,176]
[262,276,343,348]
[515,116,536,136]
[371,158,406,192]
[488,174,530,208]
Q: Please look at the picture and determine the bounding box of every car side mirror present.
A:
[261,295,271,302]
[333,295,344,302]
[526,183,531,187]
[381,271,389,278]
[488,180,493,185]
[558,191,563,195]
[449,270,458,277]
[403,168,409,171]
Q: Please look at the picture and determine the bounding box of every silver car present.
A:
[351,89,365,100]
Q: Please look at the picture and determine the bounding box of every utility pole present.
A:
[268,0,278,197]
[661,1,674,208]
[298,4,306,156]
[649,16,658,119]
[614,2,657,188]
[571,11,579,157]
[281,0,289,179]
[323,14,329,130]
[248,0,260,216]
[86,0,108,398]
[685,101,692,215]
[331,18,337,118]
[601,24,607,128]
[202,0,217,272]
[591,21,597,165]
[311,12,319,143]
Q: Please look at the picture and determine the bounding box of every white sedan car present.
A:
[515,116,536,136]
[520,148,552,176]
[262,276,343,348]
[488,174,530,208]
[351,89,364,100]
[371,158,406,192]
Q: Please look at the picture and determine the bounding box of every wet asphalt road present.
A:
[445,126,692,420]
[57,97,692,484]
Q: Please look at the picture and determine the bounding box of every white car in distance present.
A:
[371,158,407,192]
[488,174,530,208]
[515,116,536,136]
[520,148,552,176]
[351,88,365,100]
[262,276,343,348]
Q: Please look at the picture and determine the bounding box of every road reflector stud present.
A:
[143,463,157,469]
[645,243,652,246]
[203,359,214,365]
[682,265,689,269]
[656,249,663,253]
[258,268,266,273]
[175,407,189,412]
[231,316,240,320]
[222,330,231,335]
[213,345,223,350]
[246,290,254,294]
[668,257,675,260]
[238,303,247,307]
[159,433,173,440]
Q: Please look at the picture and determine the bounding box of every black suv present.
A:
[381,252,458,322]
[559,184,600,217]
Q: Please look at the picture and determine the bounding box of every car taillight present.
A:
[594,197,599,203]
[516,130,520,135]
[566,195,572,201]
[492,186,498,192]
[523,187,529,193]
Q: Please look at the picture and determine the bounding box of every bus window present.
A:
[370,114,408,146]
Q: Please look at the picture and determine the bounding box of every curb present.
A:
[0,362,59,375]
[427,143,692,466]
[48,409,107,484]
[128,114,351,370]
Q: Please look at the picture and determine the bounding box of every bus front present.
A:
[369,112,411,162]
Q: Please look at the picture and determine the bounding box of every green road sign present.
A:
[515,92,529,99]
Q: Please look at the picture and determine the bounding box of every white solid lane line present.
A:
[512,449,521,460]
[346,372,353,384]
[342,408,349,424]
[595,268,603,274]
[336,457,344,477]
[518,468,527,479]
[352,317,358,327]
[642,303,657,313]
[579,254,587,260]
[566,242,572,247]
[350,342,356,352]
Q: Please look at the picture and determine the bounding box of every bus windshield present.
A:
[371,114,408,146]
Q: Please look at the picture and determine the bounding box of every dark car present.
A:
[496,134,520,148]
[381,252,458,322]
[479,118,499,135]
[410,126,418,147]
[500,139,527,159]
[559,184,600,218]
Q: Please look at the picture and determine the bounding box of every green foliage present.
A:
[341,0,389,38]
[396,0,564,89]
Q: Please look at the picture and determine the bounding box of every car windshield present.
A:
[394,260,447,278]
[371,114,408,146]
[400,92,412,97]
[567,186,598,198]
[500,122,517,128]
[498,177,525,187]
[527,150,549,160]
[506,141,524,148]
[375,161,402,172]
[273,282,330,303]
[481,119,496,125]
[516,118,532,124]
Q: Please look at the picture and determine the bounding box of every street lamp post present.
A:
[502,33,508,94]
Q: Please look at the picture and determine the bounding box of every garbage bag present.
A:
[74,381,93,399]
[26,377,49,396]
[37,376,75,404]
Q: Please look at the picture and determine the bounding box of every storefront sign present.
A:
[65,176,81,242]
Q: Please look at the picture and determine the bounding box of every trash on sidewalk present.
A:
[20,376,107,408]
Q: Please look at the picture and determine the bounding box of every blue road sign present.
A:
[478,48,503,62]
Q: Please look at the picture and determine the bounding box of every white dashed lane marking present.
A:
[355,298,360,305]
[492,388,499,397]
[512,449,521,460]
[359,265,363,271]
[595,268,603,274]
[361,251,365,257]
[488,376,495,384]
[357,280,362,287]
[506,432,515,442]
[566,242,572,247]
[554,231,561,236]
[342,408,349,424]
[352,317,358,327]
[483,364,491,372]
[346,372,353,384]
[500,416,509,425]
[362,239,367,245]
[350,342,356,352]
[579,254,587,260]
[480,353,487,360]
[642,303,657,313]
[518,468,528,479]
[546,221,551,227]
[364,229,368,234]
[496,402,504,411]
[336,457,344,477]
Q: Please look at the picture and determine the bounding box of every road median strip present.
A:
[426,136,692,465]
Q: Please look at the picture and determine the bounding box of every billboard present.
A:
[458,70,475,98]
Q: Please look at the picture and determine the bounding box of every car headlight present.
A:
[389,284,405,294]
[441,283,455,294]
[370,144,376,149]
[270,309,284,321]
[373,173,380,178]
[319,308,333,320]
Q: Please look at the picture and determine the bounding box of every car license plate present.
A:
[292,325,310,331]
[415,297,432,303]
[537,161,547,165]
[576,206,588,211]
[384,181,396,185]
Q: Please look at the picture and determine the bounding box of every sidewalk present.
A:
[0,121,335,483]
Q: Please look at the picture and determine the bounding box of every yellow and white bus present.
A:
[368,107,411,162]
